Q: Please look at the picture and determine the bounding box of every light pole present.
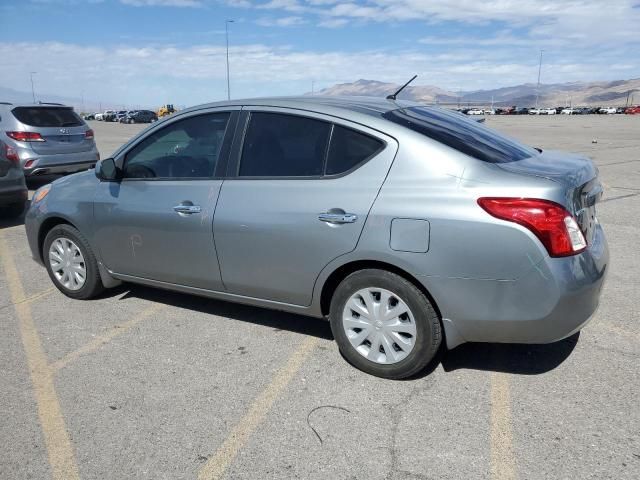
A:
[30,72,37,103]
[535,50,543,109]
[225,19,234,101]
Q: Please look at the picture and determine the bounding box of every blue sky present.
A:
[1,0,639,108]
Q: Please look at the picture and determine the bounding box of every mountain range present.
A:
[312,78,640,107]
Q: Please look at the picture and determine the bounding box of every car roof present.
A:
[182,95,422,119]
[0,102,72,111]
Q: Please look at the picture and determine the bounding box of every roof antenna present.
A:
[386,75,418,100]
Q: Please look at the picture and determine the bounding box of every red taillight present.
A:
[6,131,45,142]
[478,197,587,257]
[85,129,94,139]
[3,143,19,164]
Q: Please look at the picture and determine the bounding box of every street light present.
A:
[225,19,234,101]
[30,72,37,103]
[535,50,544,109]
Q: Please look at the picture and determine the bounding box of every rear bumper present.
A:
[427,223,609,348]
[20,148,100,176]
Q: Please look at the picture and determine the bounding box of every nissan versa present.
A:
[24,97,609,379]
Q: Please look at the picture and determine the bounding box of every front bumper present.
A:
[428,223,609,348]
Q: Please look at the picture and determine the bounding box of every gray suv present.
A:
[0,103,99,178]
[24,97,609,379]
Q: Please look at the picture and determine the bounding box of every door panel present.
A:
[93,109,237,290]
[94,180,224,289]
[213,110,398,306]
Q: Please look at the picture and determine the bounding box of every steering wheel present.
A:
[125,164,156,179]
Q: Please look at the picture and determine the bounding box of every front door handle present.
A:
[173,203,202,215]
[318,212,358,224]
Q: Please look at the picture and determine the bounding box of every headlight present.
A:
[32,184,51,203]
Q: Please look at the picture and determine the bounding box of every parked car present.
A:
[561,108,576,115]
[483,109,496,115]
[528,108,541,115]
[83,113,95,120]
[616,107,626,114]
[25,97,609,379]
[625,105,640,114]
[103,110,118,122]
[514,107,529,115]
[124,110,158,124]
[0,103,100,178]
[114,111,128,122]
[541,108,557,115]
[94,112,104,121]
[466,108,483,115]
[599,107,617,114]
[0,139,28,218]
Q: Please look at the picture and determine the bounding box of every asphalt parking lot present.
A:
[1,115,639,480]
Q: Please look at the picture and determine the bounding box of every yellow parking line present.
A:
[490,372,517,480]
[0,232,80,480]
[50,303,165,372]
[198,336,319,480]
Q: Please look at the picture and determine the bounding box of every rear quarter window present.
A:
[383,106,535,163]
[11,107,84,128]
[326,125,384,175]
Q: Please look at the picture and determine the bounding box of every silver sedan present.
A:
[25,96,608,379]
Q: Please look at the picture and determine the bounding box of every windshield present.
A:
[383,106,536,163]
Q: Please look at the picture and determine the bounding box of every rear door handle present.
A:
[173,204,202,215]
[318,212,358,224]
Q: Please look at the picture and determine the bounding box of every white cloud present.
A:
[120,0,202,6]
[256,15,307,26]
[2,40,637,108]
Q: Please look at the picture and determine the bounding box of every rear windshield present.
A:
[11,107,84,128]
[383,106,535,163]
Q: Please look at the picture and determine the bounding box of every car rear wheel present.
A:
[43,224,104,300]
[329,269,441,379]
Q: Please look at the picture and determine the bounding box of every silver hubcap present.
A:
[342,287,417,365]
[49,238,86,291]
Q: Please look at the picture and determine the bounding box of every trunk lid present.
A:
[496,149,602,245]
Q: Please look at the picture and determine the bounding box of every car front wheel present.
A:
[329,269,441,379]
[43,224,104,300]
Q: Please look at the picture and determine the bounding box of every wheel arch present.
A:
[37,216,75,263]
[319,259,442,321]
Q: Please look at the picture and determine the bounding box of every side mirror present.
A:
[95,158,121,181]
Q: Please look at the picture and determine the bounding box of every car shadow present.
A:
[111,284,334,341]
[102,284,579,377]
[441,333,580,375]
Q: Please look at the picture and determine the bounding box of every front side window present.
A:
[383,106,536,163]
[123,113,230,179]
[239,112,331,177]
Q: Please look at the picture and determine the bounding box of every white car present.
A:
[561,108,576,115]
[94,112,104,121]
[466,108,484,115]
[528,108,541,115]
[483,109,496,115]
[544,108,557,115]
[599,107,617,114]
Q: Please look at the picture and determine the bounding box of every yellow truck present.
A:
[157,104,177,118]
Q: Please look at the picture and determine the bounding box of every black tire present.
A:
[329,269,441,379]
[2,202,25,218]
[43,224,104,300]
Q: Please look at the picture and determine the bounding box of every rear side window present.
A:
[11,107,83,128]
[240,113,331,177]
[326,125,384,175]
[383,106,535,163]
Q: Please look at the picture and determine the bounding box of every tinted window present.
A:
[383,106,535,163]
[326,125,384,175]
[12,107,83,127]
[124,113,229,179]
[239,112,331,177]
